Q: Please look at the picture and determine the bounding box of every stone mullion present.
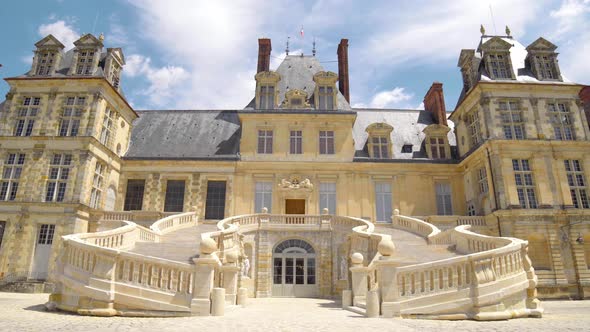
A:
[479,96,492,139]
[40,90,59,136]
[0,92,15,134]
[67,50,79,75]
[30,151,49,202]
[71,152,93,204]
[85,93,102,138]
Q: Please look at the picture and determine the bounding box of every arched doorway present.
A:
[272,239,317,297]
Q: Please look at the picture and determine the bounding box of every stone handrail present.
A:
[392,212,441,242]
[74,220,143,249]
[150,212,198,235]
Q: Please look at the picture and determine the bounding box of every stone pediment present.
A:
[526,37,558,52]
[479,37,513,52]
[74,33,103,48]
[281,89,310,108]
[422,123,451,135]
[107,48,126,64]
[35,34,65,49]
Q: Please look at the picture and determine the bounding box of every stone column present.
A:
[377,238,401,318]
[191,238,221,316]
[255,213,271,297]
[221,250,240,304]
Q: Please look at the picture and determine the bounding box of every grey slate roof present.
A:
[352,109,456,160]
[245,55,351,110]
[124,110,241,160]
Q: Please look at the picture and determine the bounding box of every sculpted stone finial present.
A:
[480,24,486,36]
[99,33,105,42]
[505,26,511,36]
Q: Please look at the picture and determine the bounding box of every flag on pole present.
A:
[300,26,304,38]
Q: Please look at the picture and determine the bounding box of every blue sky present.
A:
[0,0,588,111]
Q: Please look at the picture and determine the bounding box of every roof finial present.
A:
[98,33,105,42]
[286,36,290,56]
[505,25,511,36]
[312,37,316,57]
[480,24,486,36]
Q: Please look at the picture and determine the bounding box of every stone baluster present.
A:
[349,252,367,307]
[191,237,221,316]
[221,249,240,305]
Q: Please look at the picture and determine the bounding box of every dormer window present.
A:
[255,71,280,110]
[313,71,338,110]
[526,37,562,81]
[423,124,451,159]
[365,123,393,159]
[76,51,95,75]
[489,54,510,79]
[36,51,56,76]
[109,62,121,89]
[282,89,310,109]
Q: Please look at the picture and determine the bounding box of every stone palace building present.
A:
[0,27,589,318]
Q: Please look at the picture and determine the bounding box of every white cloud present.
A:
[353,87,416,109]
[123,54,189,108]
[21,55,33,65]
[548,0,590,83]
[38,20,79,49]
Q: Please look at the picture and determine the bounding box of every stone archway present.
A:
[271,238,318,297]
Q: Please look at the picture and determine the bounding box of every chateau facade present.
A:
[0,29,589,301]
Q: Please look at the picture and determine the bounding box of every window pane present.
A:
[205,181,226,219]
[124,180,145,211]
[164,180,185,212]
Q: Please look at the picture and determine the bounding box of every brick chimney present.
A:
[580,86,590,130]
[337,39,350,103]
[423,82,448,126]
[257,38,271,73]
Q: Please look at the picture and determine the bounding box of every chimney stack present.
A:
[257,38,272,73]
[337,39,350,103]
[580,86,590,131]
[423,82,448,126]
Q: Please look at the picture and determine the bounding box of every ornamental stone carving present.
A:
[278,175,313,191]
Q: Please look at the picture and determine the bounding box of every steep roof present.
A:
[124,110,241,160]
[352,109,456,160]
[245,55,351,110]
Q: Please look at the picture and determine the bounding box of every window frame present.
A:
[564,160,589,209]
[59,96,85,137]
[319,130,335,155]
[45,154,72,202]
[89,161,105,209]
[289,130,303,154]
[254,181,273,213]
[14,97,40,137]
[435,182,453,215]
[0,153,25,201]
[512,159,538,209]
[123,179,146,211]
[548,102,574,141]
[164,180,186,212]
[499,100,525,140]
[204,181,227,220]
[257,130,273,154]
[319,182,337,214]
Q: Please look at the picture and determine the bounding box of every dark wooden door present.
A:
[285,199,305,214]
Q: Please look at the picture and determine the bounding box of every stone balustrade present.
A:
[348,213,543,320]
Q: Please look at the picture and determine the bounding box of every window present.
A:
[164,180,186,212]
[45,154,72,202]
[109,63,121,89]
[467,110,482,146]
[564,160,589,209]
[37,224,55,245]
[549,103,574,140]
[467,201,477,216]
[318,86,334,110]
[536,55,556,80]
[429,137,446,159]
[123,180,145,211]
[290,130,302,154]
[478,167,489,194]
[375,182,392,222]
[36,51,56,75]
[319,182,336,214]
[205,181,226,220]
[76,50,94,75]
[319,130,335,155]
[257,130,273,154]
[513,159,537,208]
[100,108,115,148]
[0,153,25,201]
[59,96,85,136]
[254,181,272,213]
[89,162,105,209]
[371,136,390,159]
[14,97,40,136]
[499,101,525,139]
[435,182,453,215]
[401,144,413,153]
[259,85,275,109]
[489,54,510,79]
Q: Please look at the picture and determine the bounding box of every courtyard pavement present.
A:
[1,292,590,332]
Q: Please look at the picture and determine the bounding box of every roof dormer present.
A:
[281,89,310,109]
[31,34,65,76]
[478,36,515,80]
[68,33,104,76]
[255,71,281,109]
[526,37,562,81]
[312,71,338,110]
[105,47,125,90]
